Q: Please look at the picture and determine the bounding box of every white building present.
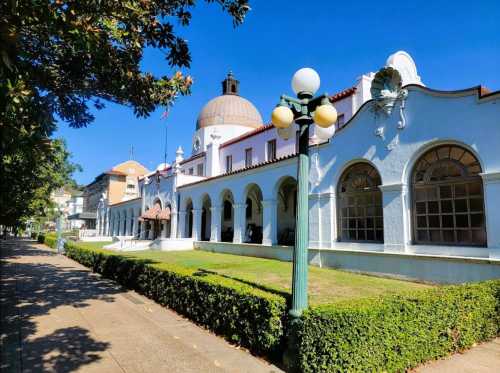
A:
[100,51,500,283]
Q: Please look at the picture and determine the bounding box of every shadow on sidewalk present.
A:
[1,240,117,372]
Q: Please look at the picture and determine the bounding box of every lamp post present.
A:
[271,68,337,318]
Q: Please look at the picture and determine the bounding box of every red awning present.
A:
[141,205,170,220]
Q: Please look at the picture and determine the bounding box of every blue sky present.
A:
[55,1,500,185]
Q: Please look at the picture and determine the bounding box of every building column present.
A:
[261,199,277,246]
[192,209,202,241]
[481,172,500,258]
[104,210,109,236]
[178,211,187,238]
[139,222,146,239]
[379,183,410,253]
[233,203,246,244]
[210,206,222,242]
[170,211,178,239]
[162,220,168,238]
[132,215,138,238]
[96,211,101,236]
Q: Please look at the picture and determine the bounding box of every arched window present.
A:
[412,145,486,246]
[338,163,383,242]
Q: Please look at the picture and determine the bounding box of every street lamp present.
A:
[271,68,337,318]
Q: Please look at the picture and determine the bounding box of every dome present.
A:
[196,95,263,129]
[196,72,263,130]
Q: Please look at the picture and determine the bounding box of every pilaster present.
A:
[192,209,202,241]
[480,172,500,258]
[233,203,247,244]
[210,206,222,242]
[379,183,409,253]
[261,199,277,246]
[170,211,178,239]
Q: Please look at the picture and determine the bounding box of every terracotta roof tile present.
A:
[178,153,298,189]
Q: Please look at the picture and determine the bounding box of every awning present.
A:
[140,205,170,221]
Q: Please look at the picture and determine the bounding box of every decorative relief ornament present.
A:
[370,67,408,116]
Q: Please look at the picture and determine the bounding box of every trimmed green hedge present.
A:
[39,232,57,248]
[286,282,500,372]
[62,241,287,356]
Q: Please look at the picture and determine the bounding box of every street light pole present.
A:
[271,68,338,318]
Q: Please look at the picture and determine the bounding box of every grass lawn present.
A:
[76,242,433,305]
[74,241,112,250]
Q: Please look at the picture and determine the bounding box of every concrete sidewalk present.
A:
[416,338,500,372]
[0,240,282,373]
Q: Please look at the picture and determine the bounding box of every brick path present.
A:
[0,240,282,373]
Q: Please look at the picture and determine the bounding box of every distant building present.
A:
[98,51,500,284]
[75,160,149,230]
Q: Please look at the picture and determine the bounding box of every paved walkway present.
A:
[0,240,282,373]
[416,338,500,372]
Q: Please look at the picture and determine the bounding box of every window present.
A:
[126,184,135,190]
[196,163,204,176]
[412,145,486,246]
[338,163,383,242]
[188,168,194,175]
[336,113,345,130]
[245,148,253,167]
[225,155,232,173]
[267,139,277,161]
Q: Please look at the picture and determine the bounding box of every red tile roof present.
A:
[220,124,274,149]
[178,153,298,189]
[330,86,357,102]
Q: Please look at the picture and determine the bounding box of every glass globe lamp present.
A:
[271,105,294,129]
[291,68,320,95]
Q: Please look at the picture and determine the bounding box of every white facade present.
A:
[100,51,500,283]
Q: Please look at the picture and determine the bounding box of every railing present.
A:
[78,229,97,238]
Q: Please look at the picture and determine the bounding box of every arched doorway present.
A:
[276,176,297,245]
[201,195,211,241]
[412,144,486,246]
[220,190,234,242]
[151,200,162,239]
[245,184,263,243]
[338,163,383,242]
[185,199,193,238]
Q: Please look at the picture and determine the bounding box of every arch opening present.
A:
[184,199,193,238]
[411,144,486,246]
[244,184,263,243]
[276,177,297,246]
[338,163,383,242]
[220,190,234,242]
[201,195,212,241]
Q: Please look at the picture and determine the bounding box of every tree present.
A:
[0,0,250,147]
[0,0,250,227]
[0,136,79,228]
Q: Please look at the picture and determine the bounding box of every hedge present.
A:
[39,232,57,247]
[38,236,500,371]
[61,240,288,356]
[286,282,500,372]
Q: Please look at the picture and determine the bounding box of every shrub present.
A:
[286,282,500,372]
[63,241,287,356]
[43,232,58,249]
